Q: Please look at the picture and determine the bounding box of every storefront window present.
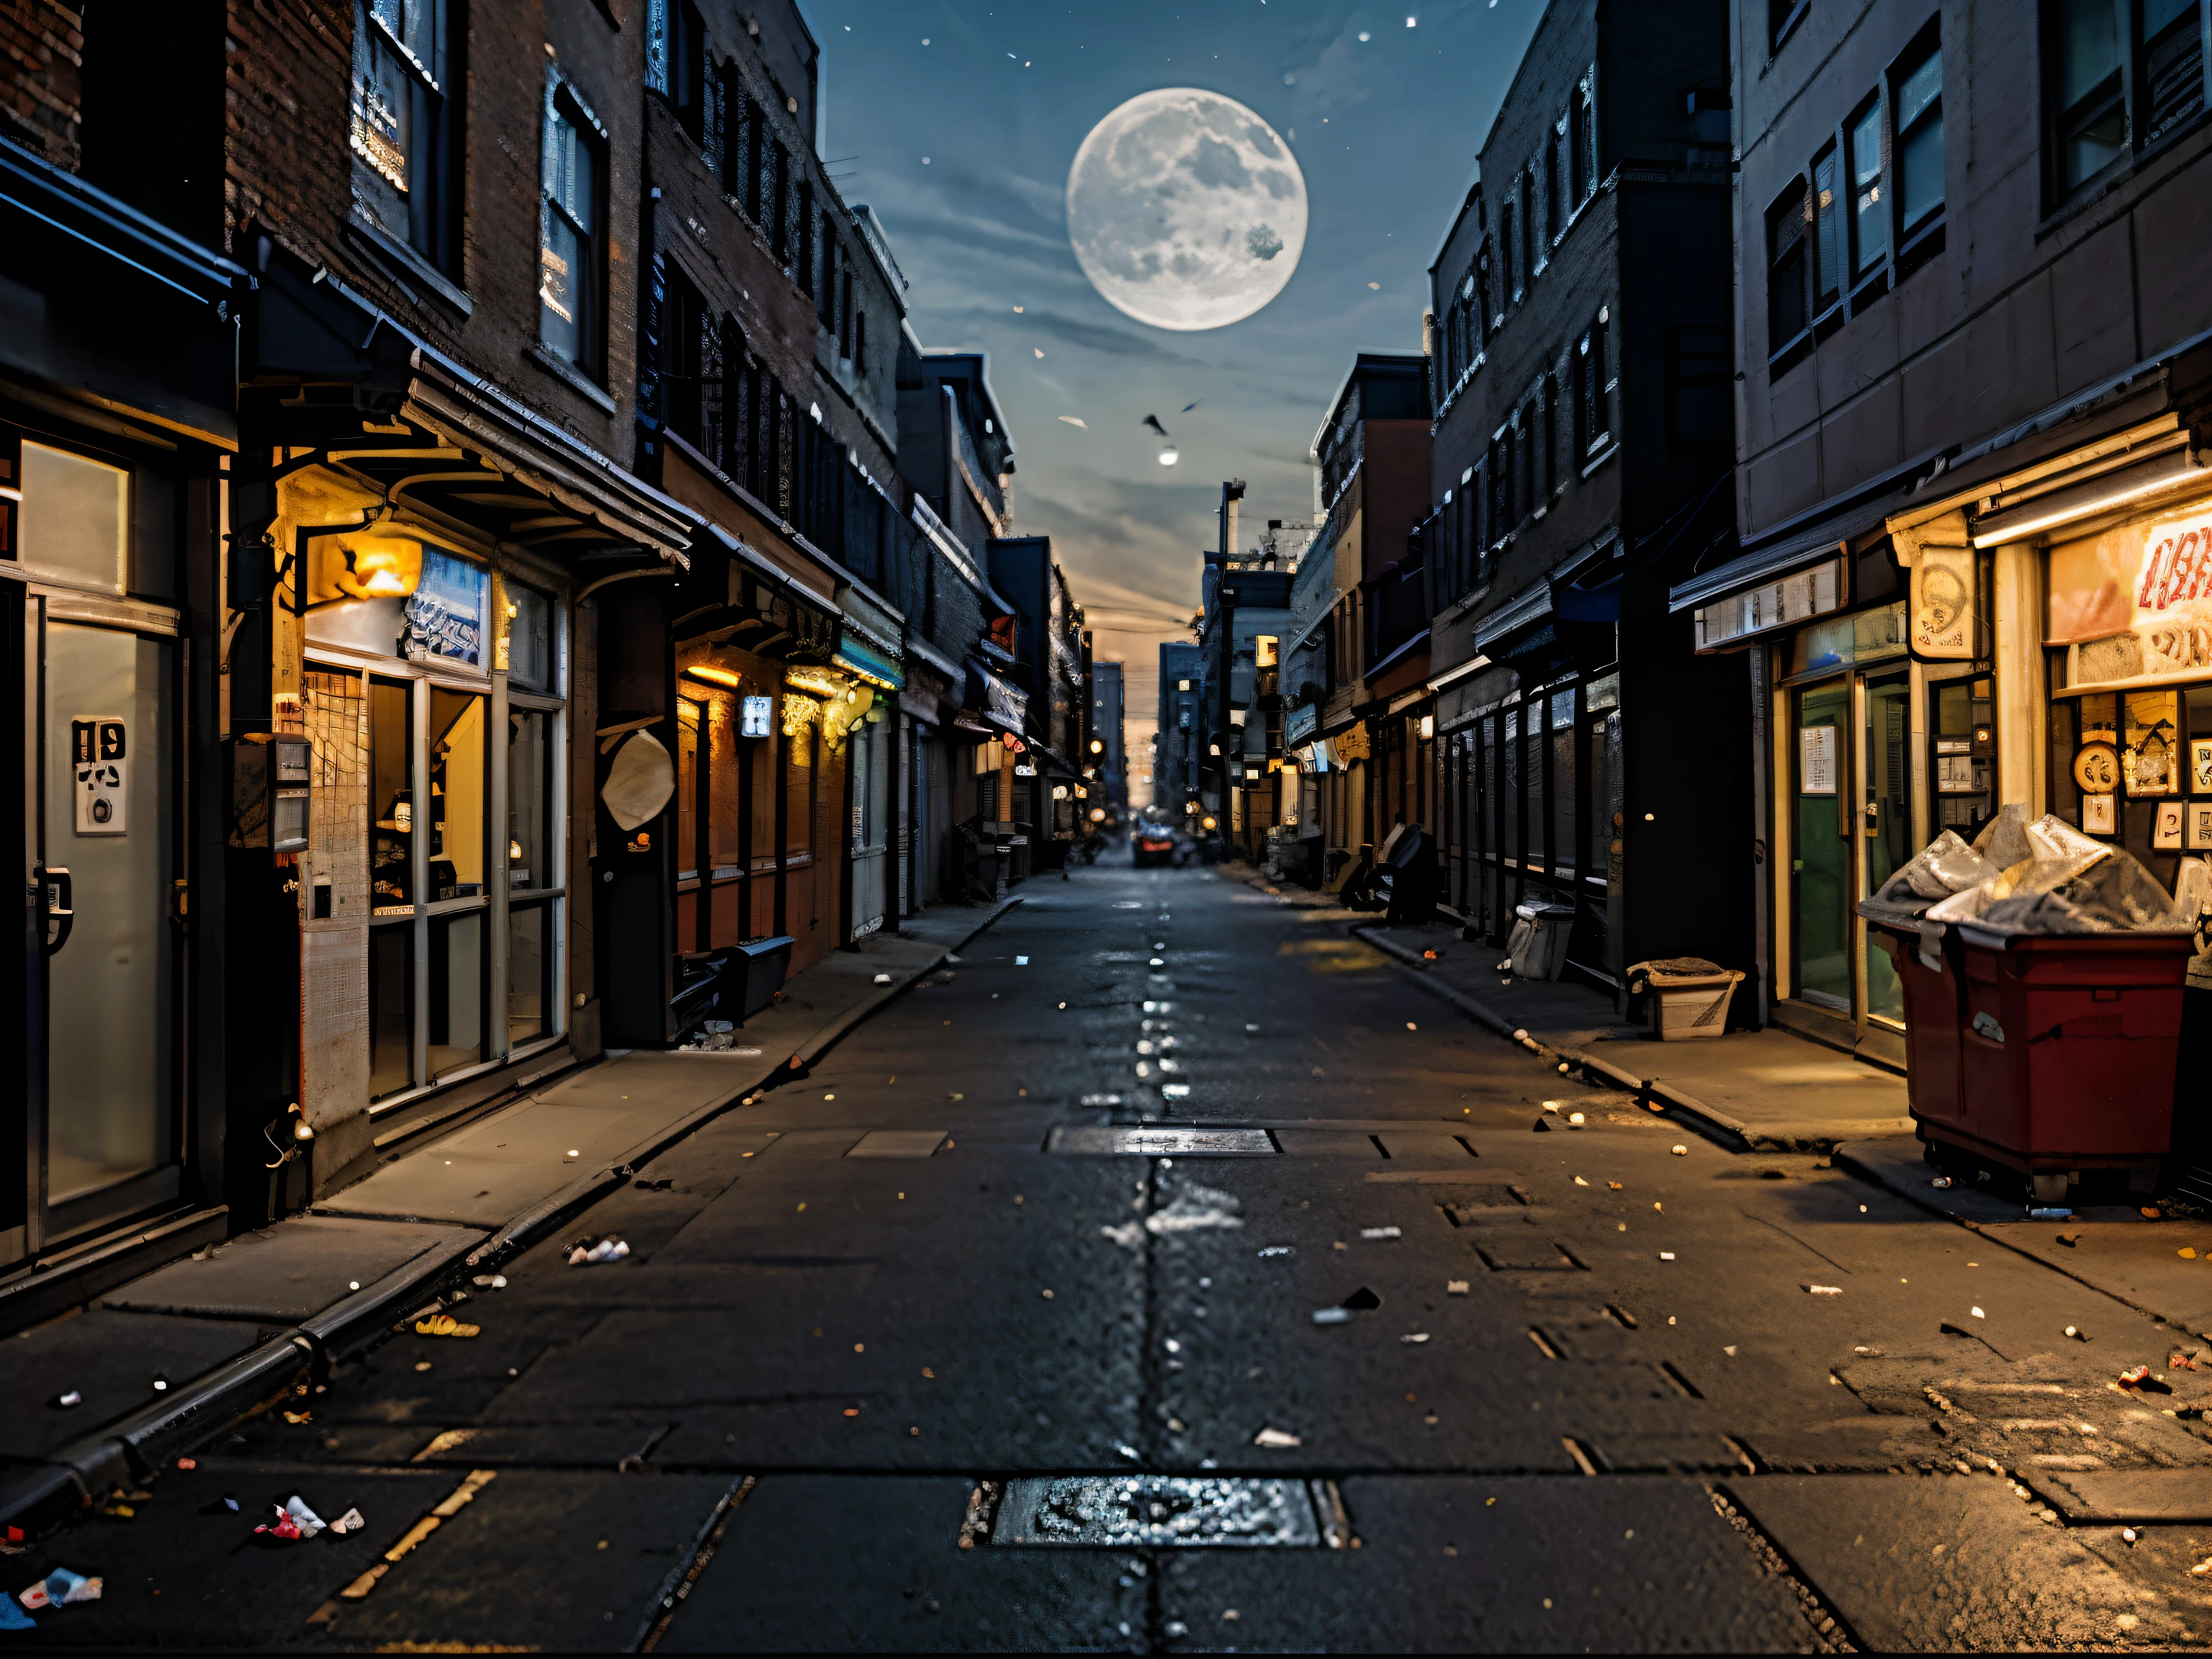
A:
[428,687,485,899]
[371,678,414,912]
[509,707,552,889]
[1501,708,1520,865]
[1931,676,1995,835]
[368,922,413,1100]
[677,697,701,882]
[787,703,818,856]
[428,909,483,1076]
[1550,688,1578,880]
[508,902,548,1045]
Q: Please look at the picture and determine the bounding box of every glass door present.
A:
[1791,680,1851,1011]
[35,610,178,1241]
[1861,671,1912,1028]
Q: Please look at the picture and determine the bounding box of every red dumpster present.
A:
[1865,923,1966,1146]
[1943,927,2192,1185]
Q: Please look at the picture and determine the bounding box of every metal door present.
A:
[21,599,179,1254]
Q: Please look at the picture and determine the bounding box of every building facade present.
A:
[1688,0,2212,1086]
[1424,0,1749,990]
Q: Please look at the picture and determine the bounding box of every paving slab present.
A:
[1842,1135,2212,1339]
[1357,920,1912,1151]
[0,1311,269,1461]
[2028,1465,2212,1522]
[102,1216,483,1325]
[1725,1471,2186,1649]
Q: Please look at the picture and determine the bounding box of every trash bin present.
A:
[1863,920,1969,1141]
[1952,927,2192,1183]
[1626,958,1744,1040]
[1861,806,2205,1195]
[1507,900,1575,981]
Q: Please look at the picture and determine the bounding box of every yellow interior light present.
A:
[682,664,743,688]
[331,524,423,601]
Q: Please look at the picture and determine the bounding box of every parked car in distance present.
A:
[1133,824,1178,867]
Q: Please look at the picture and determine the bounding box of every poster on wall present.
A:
[70,716,127,835]
[2046,505,2212,683]
[1799,724,1838,794]
[2124,689,2180,795]
[1910,543,1975,659]
[402,548,487,666]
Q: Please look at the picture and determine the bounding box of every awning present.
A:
[1669,485,1909,614]
[834,630,904,691]
[967,660,1030,735]
[1473,577,1553,651]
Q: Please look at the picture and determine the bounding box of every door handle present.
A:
[39,865,73,956]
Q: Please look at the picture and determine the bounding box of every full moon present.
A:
[1066,89,1307,332]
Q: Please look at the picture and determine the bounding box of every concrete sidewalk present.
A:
[1345,918,1913,1152]
[0,897,1022,1537]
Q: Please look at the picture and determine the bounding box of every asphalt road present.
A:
[17,858,2212,1651]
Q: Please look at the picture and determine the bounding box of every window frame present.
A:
[354,0,463,275]
[2043,0,2211,210]
[539,78,609,380]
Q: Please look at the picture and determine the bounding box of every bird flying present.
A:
[1142,414,1171,437]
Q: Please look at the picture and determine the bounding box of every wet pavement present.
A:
[12,860,2212,1650]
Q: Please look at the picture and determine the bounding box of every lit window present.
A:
[541,91,603,374]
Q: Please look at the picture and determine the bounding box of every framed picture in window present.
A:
[2082,793,2116,835]
[2124,690,2180,795]
[2193,738,2212,794]
[2155,800,2185,850]
[2188,803,2212,851]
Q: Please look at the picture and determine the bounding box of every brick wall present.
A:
[1,0,81,168]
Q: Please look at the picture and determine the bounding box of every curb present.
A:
[0,896,1028,1539]
[1353,925,1782,1154]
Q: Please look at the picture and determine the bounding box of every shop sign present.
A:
[2049,505,2212,683]
[1693,557,1842,650]
[1286,703,1317,745]
[1910,542,1975,659]
[70,716,127,835]
[742,694,774,737]
[1334,721,1371,761]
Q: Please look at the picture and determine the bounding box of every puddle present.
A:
[994,1476,1336,1547]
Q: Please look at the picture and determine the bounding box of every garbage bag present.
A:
[1925,814,2193,937]
[1859,829,1992,926]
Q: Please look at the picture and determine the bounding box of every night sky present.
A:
[813,0,1543,788]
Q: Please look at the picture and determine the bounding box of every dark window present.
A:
[840,269,855,356]
[2053,0,2127,192]
[855,309,867,377]
[670,0,708,143]
[1845,94,1887,279]
[1542,374,1558,498]
[1893,37,1944,235]
[355,0,460,272]
[540,91,603,375]
[770,143,791,261]
[740,97,765,220]
[1546,125,1565,241]
[1771,0,1809,51]
[1501,199,1518,307]
[1766,180,1809,352]
[1519,166,1537,286]
[1579,314,1611,454]
[2144,0,2206,144]
[796,182,814,292]
[1811,145,1843,311]
[1575,70,1598,201]
[2049,0,2206,201]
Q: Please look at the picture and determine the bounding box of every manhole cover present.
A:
[1047,1126,1276,1156]
[994,1476,1332,1547]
